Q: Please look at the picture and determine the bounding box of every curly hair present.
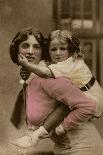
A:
[10,26,45,65]
[45,30,84,62]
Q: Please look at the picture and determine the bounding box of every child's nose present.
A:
[56,49,60,55]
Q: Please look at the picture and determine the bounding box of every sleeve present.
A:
[48,64,63,77]
[42,77,96,130]
[48,61,70,78]
[38,60,48,67]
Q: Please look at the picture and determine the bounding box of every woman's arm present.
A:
[18,54,54,78]
[42,77,96,131]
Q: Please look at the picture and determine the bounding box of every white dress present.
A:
[48,56,103,118]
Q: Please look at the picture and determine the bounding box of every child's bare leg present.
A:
[44,102,70,133]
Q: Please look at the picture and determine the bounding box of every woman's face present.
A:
[19,35,42,64]
[49,38,70,64]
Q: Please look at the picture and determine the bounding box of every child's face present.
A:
[19,35,42,64]
[49,38,70,64]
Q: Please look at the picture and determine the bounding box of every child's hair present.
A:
[45,30,84,62]
[10,26,45,65]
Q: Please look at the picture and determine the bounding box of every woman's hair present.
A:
[45,30,84,61]
[10,26,45,65]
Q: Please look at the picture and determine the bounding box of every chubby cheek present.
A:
[63,52,69,59]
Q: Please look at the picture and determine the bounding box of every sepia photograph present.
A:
[0,0,103,154]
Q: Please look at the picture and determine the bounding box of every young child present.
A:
[11,30,103,151]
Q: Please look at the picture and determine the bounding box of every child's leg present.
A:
[44,102,70,133]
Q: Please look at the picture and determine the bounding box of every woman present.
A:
[10,26,68,133]
[16,29,103,154]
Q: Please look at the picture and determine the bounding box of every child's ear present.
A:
[70,36,80,54]
[72,36,80,47]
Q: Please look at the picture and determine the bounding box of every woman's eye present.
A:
[21,43,29,49]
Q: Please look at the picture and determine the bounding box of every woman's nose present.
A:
[28,46,34,54]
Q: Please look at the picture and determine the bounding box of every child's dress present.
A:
[48,56,103,118]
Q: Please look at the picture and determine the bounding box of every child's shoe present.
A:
[11,126,48,148]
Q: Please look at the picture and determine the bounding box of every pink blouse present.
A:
[26,75,57,126]
[26,75,96,130]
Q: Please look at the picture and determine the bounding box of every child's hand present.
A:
[18,54,28,67]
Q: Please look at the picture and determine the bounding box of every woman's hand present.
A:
[18,54,29,67]
[20,67,30,81]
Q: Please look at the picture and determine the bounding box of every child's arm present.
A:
[18,54,54,78]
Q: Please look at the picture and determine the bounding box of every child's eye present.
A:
[33,44,41,49]
[50,48,57,51]
[21,43,29,49]
[60,47,67,50]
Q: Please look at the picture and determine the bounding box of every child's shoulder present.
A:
[75,57,86,65]
[38,60,47,66]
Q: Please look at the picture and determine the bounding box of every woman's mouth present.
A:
[26,56,35,62]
